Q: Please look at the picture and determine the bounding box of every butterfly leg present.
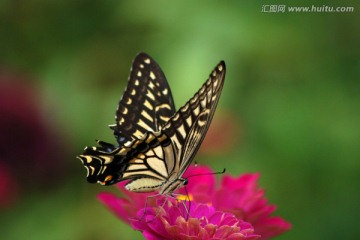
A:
[137,193,169,223]
[169,191,192,220]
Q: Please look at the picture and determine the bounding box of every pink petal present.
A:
[166,224,183,237]
[221,173,260,190]
[204,224,217,238]
[186,218,202,236]
[192,204,212,219]
[214,225,239,238]
[142,230,166,240]
[182,165,216,198]
[253,217,292,239]
[208,211,224,225]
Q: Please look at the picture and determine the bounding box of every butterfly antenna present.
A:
[186,168,226,179]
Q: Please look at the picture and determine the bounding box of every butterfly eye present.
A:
[183,179,188,185]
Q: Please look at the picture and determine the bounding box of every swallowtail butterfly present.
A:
[78,53,225,195]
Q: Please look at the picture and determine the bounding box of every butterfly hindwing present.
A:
[112,53,176,145]
[120,132,176,192]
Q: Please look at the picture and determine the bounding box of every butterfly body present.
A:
[78,53,226,195]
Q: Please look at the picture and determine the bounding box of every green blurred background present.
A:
[1,1,359,239]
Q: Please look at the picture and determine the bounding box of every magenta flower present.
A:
[182,166,292,239]
[132,200,259,240]
[98,182,154,225]
[98,165,291,239]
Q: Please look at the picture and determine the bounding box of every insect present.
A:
[77,53,226,195]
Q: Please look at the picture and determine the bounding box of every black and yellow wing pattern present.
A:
[77,53,225,194]
[111,53,176,145]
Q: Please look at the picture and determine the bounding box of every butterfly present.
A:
[77,53,225,195]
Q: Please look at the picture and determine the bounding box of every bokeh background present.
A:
[1,1,359,239]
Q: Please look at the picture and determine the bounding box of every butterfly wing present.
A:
[126,61,226,194]
[162,61,226,179]
[79,53,175,184]
[117,131,177,192]
[111,53,176,145]
[79,131,173,190]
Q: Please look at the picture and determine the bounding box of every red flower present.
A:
[98,182,153,225]
[183,166,292,239]
[131,200,260,240]
[98,165,291,239]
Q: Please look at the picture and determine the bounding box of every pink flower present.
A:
[98,182,154,225]
[131,199,259,240]
[182,166,292,239]
[98,165,291,239]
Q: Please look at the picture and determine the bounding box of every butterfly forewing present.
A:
[112,53,176,145]
[161,61,226,178]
